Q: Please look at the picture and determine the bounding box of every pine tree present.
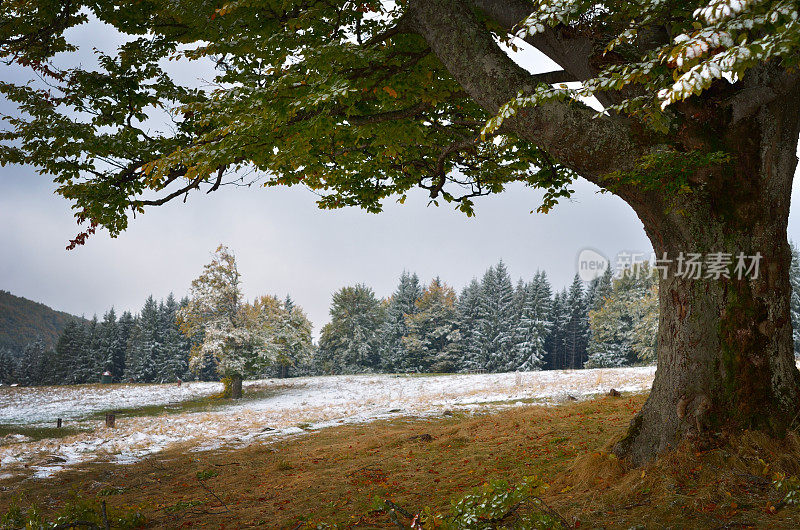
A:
[284,303,315,376]
[178,296,216,381]
[403,278,461,373]
[586,267,614,312]
[544,290,568,370]
[562,275,590,370]
[160,294,189,382]
[68,316,100,383]
[97,308,119,377]
[53,320,84,384]
[512,271,552,371]
[259,296,314,378]
[114,311,135,381]
[476,261,517,372]
[630,284,659,365]
[0,347,15,384]
[251,295,299,377]
[126,296,162,383]
[14,339,47,386]
[790,243,800,359]
[317,284,385,374]
[379,271,423,372]
[456,279,485,372]
[39,344,59,385]
[581,267,613,368]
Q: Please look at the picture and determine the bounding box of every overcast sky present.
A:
[2,18,800,335]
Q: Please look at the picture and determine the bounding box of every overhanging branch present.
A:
[406,0,645,184]
[531,70,579,84]
[467,0,597,83]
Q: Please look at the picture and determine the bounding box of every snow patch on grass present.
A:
[0,367,656,480]
[0,381,222,425]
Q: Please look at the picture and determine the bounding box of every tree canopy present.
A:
[3,0,796,244]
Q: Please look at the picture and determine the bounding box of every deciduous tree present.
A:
[178,245,273,397]
[4,0,799,463]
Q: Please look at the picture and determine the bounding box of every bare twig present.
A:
[383,499,414,519]
[51,522,102,530]
[530,496,571,529]
[100,500,110,530]
[197,477,231,513]
[346,456,392,477]
[387,509,406,529]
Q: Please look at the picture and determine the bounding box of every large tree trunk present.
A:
[615,95,800,465]
[403,0,800,465]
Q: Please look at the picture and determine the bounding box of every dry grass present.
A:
[2,394,800,528]
[552,430,800,528]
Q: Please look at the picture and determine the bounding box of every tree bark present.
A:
[224,374,243,399]
[615,92,800,465]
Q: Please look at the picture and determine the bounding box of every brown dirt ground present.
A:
[2,394,800,528]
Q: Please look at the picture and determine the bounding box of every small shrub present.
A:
[165,500,203,513]
[2,498,146,529]
[1,503,25,528]
[98,486,127,496]
[375,476,565,529]
[53,499,97,526]
[441,476,561,529]
[276,460,294,471]
[774,473,800,506]
[196,469,219,481]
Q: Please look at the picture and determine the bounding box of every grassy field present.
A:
[3,393,800,528]
[82,385,284,422]
[0,368,657,481]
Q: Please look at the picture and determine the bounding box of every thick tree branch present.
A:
[530,70,578,84]
[363,13,414,47]
[727,67,800,125]
[467,0,597,82]
[406,0,646,184]
[466,0,627,109]
[138,172,201,206]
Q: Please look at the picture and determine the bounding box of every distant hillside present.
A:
[0,290,81,354]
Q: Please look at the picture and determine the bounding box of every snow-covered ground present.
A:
[0,367,656,481]
[0,381,223,425]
